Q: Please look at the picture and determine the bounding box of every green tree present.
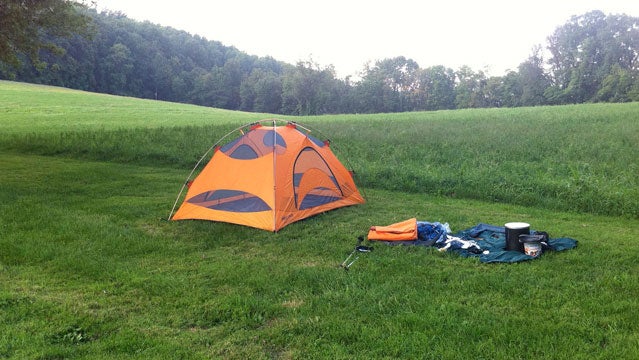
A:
[359,56,420,112]
[104,43,133,94]
[415,65,456,110]
[483,76,507,108]
[455,66,487,108]
[595,64,638,102]
[547,10,639,103]
[191,68,232,108]
[0,0,92,69]
[281,60,337,115]
[240,68,282,113]
[517,47,550,106]
[499,71,524,107]
[350,68,389,113]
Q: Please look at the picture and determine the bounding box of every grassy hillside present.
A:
[0,80,279,134]
[1,81,638,359]
[2,80,638,217]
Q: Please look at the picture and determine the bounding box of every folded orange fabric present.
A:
[367,218,418,241]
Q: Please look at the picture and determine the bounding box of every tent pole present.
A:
[272,118,278,231]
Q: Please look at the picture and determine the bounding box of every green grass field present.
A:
[1,80,638,359]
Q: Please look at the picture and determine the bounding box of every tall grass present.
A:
[2,81,637,217]
[324,105,639,217]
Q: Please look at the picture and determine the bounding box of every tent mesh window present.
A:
[220,129,287,159]
[187,190,271,212]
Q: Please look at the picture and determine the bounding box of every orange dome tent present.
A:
[169,120,365,231]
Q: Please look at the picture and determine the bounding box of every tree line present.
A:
[2,6,639,115]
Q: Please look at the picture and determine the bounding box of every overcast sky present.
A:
[95,0,639,79]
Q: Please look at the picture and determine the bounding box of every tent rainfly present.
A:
[169,119,365,231]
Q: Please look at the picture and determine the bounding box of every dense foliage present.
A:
[2,8,639,115]
[0,0,92,68]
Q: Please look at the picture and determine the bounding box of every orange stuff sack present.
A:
[367,218,418,241]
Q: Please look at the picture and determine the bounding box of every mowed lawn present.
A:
[1,81,638,359]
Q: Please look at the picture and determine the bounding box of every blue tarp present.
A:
[371,222,578,263]
[453,223,578,263]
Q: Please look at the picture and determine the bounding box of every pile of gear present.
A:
[342,218,578,269]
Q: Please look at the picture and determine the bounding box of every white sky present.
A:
[95,0,639,79]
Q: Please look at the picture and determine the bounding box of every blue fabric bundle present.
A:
[416,221,449,246]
